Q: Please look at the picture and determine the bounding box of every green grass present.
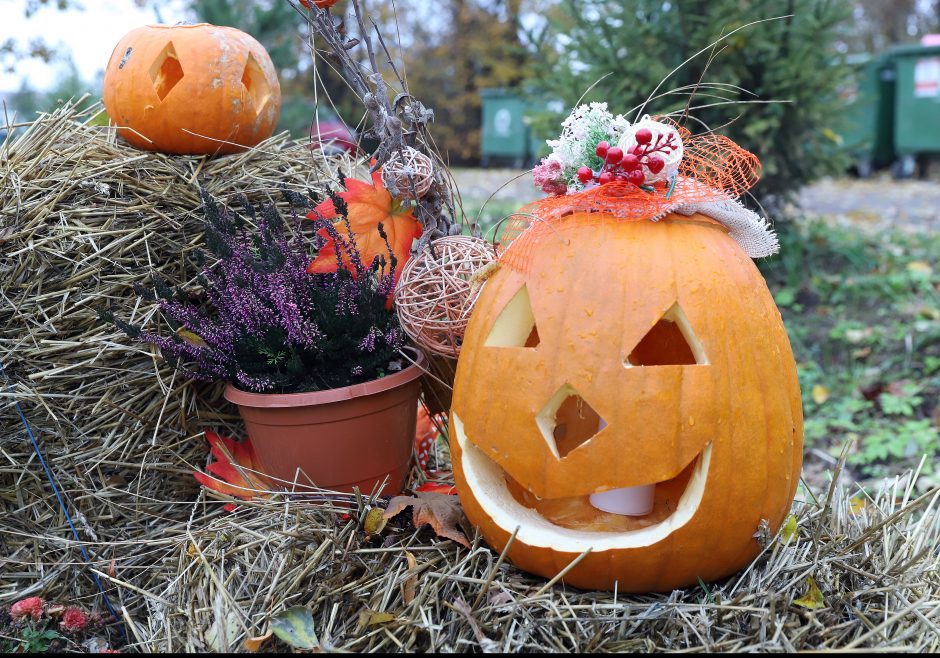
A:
[458,198,524,240]
[760,218,940,489]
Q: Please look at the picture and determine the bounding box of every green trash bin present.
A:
[480,88,535,168]
[889,43,940,176]
[841,53,896,176]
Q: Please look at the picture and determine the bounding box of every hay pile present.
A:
[2,103,939,653]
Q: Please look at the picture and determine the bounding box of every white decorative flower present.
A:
[617,116,684,184]
[610,113,632,142]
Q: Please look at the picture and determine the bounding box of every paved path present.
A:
[796,176,940,234]
[451,168,940,233]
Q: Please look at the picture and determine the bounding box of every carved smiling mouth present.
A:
[453,413,712,551]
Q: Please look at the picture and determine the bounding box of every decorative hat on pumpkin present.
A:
[500,103,778,270]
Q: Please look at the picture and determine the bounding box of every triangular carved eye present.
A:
[484,284,540,348]
[625,303,707,366]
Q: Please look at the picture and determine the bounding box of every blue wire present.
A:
[1,361,127,640]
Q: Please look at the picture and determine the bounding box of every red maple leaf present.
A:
[193,431,272,511]
[307,168,422,284]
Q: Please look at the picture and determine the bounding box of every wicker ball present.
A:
[382,146,434,200]
[396,236,497,358]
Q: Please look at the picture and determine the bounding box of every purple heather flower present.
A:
[112,193,406,394]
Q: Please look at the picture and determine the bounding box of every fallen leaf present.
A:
[794,576,826,610]
[844,327,873,344]
[271,606,318,650]
[885,380,913,397]
[781,514,799,541]
[918,306,940,320]
[363,507,387,536]
[811,385,830,405]
[193,431,273,509]
[243,631,273,652]
[176,327,208,348]
[848,497,867,515]
[415,482,457,495]
[206,610,241,653]
[358,610,397,629]
[402,551,418,605]
[907,260,933,276]
[384,492,471,548]
[488,590,514,607]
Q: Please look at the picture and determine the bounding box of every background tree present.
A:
[189,0,534,163]
[843,0,940,52]
[395,0,532,164]
[526,0,855,208]
[188,0,367,140]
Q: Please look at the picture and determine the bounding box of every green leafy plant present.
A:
[851,419,939,469]
[760,216,940,485]
[19,627,63,653]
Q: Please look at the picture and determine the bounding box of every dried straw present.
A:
[2,102,939,653]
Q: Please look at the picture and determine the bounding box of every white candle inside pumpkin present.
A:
[588,418,655,516]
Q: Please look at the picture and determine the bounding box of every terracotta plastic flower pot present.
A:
[224,349,426,495]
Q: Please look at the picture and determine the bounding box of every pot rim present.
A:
[223,347,427,408]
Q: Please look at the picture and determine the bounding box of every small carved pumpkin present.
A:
[103,23,281,155]
[450,213,803,592]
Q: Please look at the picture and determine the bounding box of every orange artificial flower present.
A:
[306,168,422,282]
[299,0,338,8]
[193,431,272,511]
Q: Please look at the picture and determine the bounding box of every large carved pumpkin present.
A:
[450,212,803,592]
[103,24,281,155]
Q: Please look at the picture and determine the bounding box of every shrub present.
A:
[528,0,854,208]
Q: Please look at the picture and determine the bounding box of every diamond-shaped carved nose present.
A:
[241,53,272,116]
[150,42,184,101]
[536,385,606,459]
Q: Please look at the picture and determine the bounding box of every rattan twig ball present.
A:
[382,146,435,200]
[396,236,497,358]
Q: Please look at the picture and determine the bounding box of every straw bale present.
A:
[1,102,939,652]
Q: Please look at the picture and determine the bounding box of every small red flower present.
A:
[10,596,44,620]
[60,607,89,632]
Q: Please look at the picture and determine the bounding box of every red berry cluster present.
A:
[577,127,677,188]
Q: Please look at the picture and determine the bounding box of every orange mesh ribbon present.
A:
[499,130,761,272]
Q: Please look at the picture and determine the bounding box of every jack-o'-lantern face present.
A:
[103,23,281,155]
[450,213,803,592]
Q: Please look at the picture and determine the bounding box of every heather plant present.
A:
[102,188,407,394]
